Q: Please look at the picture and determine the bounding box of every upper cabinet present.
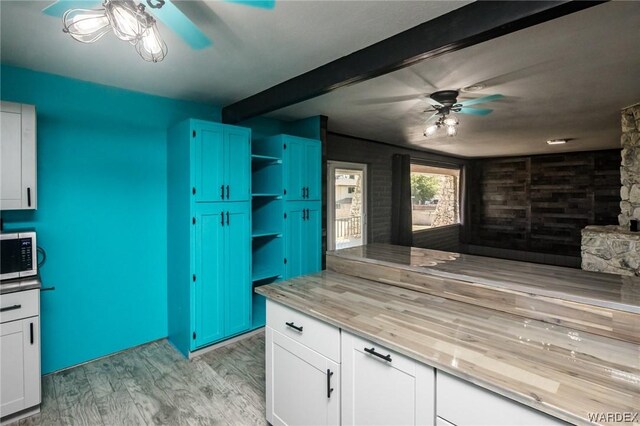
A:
[192,120,251,203]
[283,136,321,201]
[1,101,37,210]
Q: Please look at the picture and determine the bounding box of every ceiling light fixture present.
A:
[424,113,459,138]
[63,0,168,63]
[546,139,567,145]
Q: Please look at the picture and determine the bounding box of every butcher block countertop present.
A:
[328,244,640,314]
[256,271,640,426]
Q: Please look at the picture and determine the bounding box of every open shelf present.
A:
[251,293,267,330]
[252,193,282,199]
[252,154,282,164]
[253,162,283,195]
[252,136,283,159]
[253,198,283,236]
[252,237,283,283]
[252,230,282,239]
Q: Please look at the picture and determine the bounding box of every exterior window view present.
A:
[410,164,460,231]
[334,169,364,249]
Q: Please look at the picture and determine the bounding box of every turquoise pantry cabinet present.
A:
[168,119,252,356]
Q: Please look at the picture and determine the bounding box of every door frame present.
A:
[327,161,368,251]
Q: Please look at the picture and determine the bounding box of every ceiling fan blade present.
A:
[458,107,493,116]
[354,94,422,106]
[424,112,438,122]
[459,94,504,107]
[150,0,212,50]
[224,0,276,9]
[43,0,100,17]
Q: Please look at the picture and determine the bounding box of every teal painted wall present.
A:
[0,65,219,374]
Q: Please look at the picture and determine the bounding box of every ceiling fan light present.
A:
[446,125,457,137]
[136,21,168,62]
[424,125,438,137]
[443,115,459,127]
[62,8,111,43]
[105,0,147,42]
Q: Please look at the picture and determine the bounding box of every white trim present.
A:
[327,161,368,251]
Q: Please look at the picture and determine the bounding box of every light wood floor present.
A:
[12,332,267,426]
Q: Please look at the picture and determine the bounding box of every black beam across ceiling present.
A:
[222,1,605,124]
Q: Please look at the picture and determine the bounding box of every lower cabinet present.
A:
[341,332,435,426]
[0,289,41,419]
[266,328,340,426]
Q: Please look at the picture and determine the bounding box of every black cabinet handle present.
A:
[305,187,309,198]
[220,211,225,226]
[306,209,310,220]
[220,185,225,200]
[285,321,303,332]
[226,211,230,225]
[302,187,306,198]
[0,304,21,312]
[27,187,32,207]
[327,369,334,398]
[364,347,392,362]
[30,322,34,345]
[226,185,230,199]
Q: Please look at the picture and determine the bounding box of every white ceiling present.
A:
[268,2,640,157]
[0,0,468,105]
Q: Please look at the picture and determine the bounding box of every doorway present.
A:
[327,161,367,251]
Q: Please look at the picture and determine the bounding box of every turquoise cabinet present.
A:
[193,121,251,203]
[284,201,322,279]
[283,136,321,201]
[168,119,252,357]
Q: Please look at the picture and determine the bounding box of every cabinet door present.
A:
[302,203,322,275]
[266,327,340,426]
[284,138,305,201]
[342,331,435,426]
[304,139,321,201]
[194,123,225,203]
[193,206,225,348]
[225,127,251,202]
[1,317,41,417]
[284,203,305,279]
[0,110,23,208]
[223,203,251,336]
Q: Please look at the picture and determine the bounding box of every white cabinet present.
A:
[436,371,567,426]
[1,101,37,210]
[265,300,340,426]
[0,290,41,419]
[341,331,435,426]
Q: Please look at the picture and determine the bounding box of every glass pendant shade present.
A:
[62,8,111,43]
[136,21,168,62]
[105,0,147,42]
[446,125,457,137]
[424,124,438,137]
[443,115,459,127]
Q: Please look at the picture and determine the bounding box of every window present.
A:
[410,163,460,232]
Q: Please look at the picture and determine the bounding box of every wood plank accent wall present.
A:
[468,150,620,257]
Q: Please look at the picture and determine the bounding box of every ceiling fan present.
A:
[424,90,503,137]
[42,0,275,62]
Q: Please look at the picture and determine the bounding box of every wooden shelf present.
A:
[252,154,282,164]
[252,230,282,239]
[252,193,282,199]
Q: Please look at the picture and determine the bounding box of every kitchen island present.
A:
[256,244,640,426]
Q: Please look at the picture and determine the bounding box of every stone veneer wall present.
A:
[619,104,640,227]
[581,103,640,276]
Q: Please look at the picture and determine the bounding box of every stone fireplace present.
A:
[582,103,640,276]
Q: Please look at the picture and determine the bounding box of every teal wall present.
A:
[1,65,219,374]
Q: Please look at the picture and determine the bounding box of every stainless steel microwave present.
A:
[0,231,37,281]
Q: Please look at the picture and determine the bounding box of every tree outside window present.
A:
[410,164,460,231]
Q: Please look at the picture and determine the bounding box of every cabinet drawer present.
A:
[0,289,39,323]
[267,300,340,362]
[437,371,567,425]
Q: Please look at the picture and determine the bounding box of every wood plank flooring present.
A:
[11,332,266,426]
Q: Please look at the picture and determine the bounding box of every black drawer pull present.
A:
[0,304,21,313]
[364,347,392,362]
[327,369,334,398]
[285,321,303,332]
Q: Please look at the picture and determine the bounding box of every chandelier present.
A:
[62,0,168,63]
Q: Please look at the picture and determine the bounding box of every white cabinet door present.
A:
[266,327,340,426]
[341,331,435,426]
[0,317,41,417]
[0,102,37,210]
